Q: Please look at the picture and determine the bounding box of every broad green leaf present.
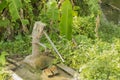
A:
[8,0,22,21]
[0,19,10,27]
[60,0,73,40]
[21,19,29,25]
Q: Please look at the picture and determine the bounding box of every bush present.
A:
[0,35,31,55]
[99,20,120,42]
[80,48,120,80]
[73,15,96,39]
[54,35,120,80]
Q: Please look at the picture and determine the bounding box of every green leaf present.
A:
[23,0,31,3]
[8,0,22,21]
[0,52,8,66]
[60,0,73,40]
[0,19,10,27]
[21,19,29,25]
[0,0,7,12]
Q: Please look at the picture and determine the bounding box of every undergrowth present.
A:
[0,35,31,55]
[0,20,120,80]
[54,36,120,80]
[0,30,120,80]
[0,0,120,80]
[99,20,120,42]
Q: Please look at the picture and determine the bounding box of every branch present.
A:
[108,4,120,11]
[43,31,65,62]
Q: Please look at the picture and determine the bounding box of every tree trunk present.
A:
[23,21,52,69]
[31,21,45,57]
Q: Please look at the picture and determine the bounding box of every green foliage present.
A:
[73,14,96,39]
[8,0,22,21]
[46,0,59,23]
[99,20,120,42]
[0,0,35,39]
[21,19,29,25]
[0,71,10,80]
[0,0,119,80]
[22,0,34,32]
[87,0,100,15]
[60,0,73,40]
[74,0,100,16]
[0,35,31,55]
[39,0,73,40]
[0,19,10,27]
[0,52,8,66]
[72,0,100,39]
[0,1,10,28]
[40,0,59,28]
[80,45,120,80]
[53,35,120,80]
[0,52,10,80]
[0,0,7,12]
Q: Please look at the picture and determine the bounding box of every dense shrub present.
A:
[99,20,120,42]
[80,39,120,80]
[0,35,31,55]
[73,15,96,39]
[54,35,120,80]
